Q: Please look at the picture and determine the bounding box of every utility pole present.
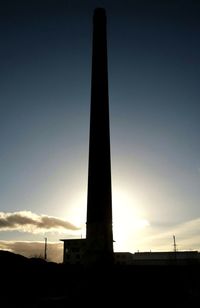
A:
[44,237,47,260]
[173,235,177,252]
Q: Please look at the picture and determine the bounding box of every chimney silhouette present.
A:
[86,8,113,263]
[60,8,113,266]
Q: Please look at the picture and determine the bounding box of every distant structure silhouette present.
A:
[173,235,177,252]
[61,8,113,265]
[86,7,113,264]
[44,237,47,260]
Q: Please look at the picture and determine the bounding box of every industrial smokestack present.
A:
[86,8,113,264]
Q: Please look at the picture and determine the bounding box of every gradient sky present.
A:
[0,0,200,262]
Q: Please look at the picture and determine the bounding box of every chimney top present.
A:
[93,8,106,21]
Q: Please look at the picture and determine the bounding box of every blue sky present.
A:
[0,0,200,261]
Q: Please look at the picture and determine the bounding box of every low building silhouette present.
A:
[61,239,87,264]
[131,250,200,266]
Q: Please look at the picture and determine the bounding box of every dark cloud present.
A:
[37,216,79,230]
[0,240,63,263]
[0,211,80,232]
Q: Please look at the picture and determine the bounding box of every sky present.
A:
[0,0,200,262]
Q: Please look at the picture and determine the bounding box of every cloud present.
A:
[0,211,81,233]
[0,240,63,263]
[137,217,200,252]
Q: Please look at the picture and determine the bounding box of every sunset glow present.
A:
[0,1,200,262]
[113,189,149,251]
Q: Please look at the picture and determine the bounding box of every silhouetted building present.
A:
[114,252,133,265]
[114,251,200,265]
[61,8,113,265]
[132,251,200,265]
[62,239,87,264]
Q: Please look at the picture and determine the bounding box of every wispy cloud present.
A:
[0,211,80,233]
[137,217,200,252]
[0,240,63,263]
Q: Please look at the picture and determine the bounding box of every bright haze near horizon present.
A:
[0,0,200,262]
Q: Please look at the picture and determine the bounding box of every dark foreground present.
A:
[1,251,200,307]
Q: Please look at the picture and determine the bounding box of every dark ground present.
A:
[1,250,200,307]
